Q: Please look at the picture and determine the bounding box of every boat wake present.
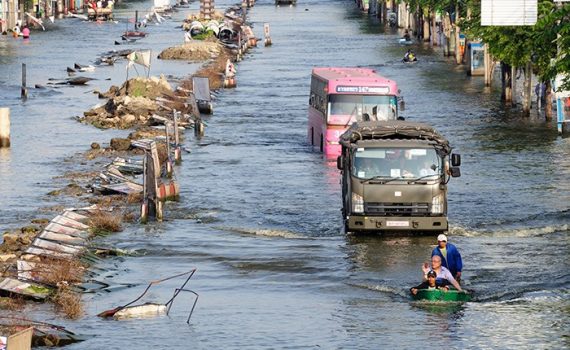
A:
[450,223,569,238]
[449,208,570,238]
[216,226,306,239]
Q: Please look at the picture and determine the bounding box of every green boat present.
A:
[412,289,471,302]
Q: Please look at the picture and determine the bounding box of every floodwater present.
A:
[1,0,568,349]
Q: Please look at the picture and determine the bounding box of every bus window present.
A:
[362,95,398,121]
[330,95,361,115]
[330,94,398,120]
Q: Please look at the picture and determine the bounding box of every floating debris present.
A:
[98,269,199,323]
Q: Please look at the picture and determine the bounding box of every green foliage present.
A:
[400,1,570,88]
[192,31,215,41]
[460,1,569,88]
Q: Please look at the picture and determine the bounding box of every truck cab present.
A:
[337,121,461,234]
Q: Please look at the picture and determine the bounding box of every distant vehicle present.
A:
[308,67,399,159]
[337,120,461,234]
[275,0,296,5]
[85,4,113,21]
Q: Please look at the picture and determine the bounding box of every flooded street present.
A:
[1,0,569,348]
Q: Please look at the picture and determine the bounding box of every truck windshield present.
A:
[329,94,397,121]
[352,147,441,179]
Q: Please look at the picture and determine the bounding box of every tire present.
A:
[311,127,314,145]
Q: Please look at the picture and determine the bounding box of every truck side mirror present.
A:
[450,166,461,177]
[451,154,461,166]
[337,156,344,170]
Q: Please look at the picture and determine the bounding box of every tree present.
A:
[460,0,569,117]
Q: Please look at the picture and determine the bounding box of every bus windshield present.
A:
[352,147,442,179]
[329,94,398,121]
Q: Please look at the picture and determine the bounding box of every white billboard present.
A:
[481,0,537,26]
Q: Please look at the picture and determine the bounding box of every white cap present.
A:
[437,234,447,242]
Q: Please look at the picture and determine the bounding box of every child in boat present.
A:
[410,270,449,295]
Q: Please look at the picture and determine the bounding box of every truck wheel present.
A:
[344,220,350,234]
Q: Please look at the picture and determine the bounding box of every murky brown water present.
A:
[0,0,568,348]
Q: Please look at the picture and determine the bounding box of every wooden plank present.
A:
[192,77,211,102]
[7,327,33,350]
[39,231,87,245]
[51,215,90,230]
[100,182,143,195]
[44,222,88,238]
[25,246,74,259]
[62,210,89,222]
[32,238,84,255]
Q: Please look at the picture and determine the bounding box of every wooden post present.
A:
[484,44,491,86]
[164,123,173,178]
[140,142,162,223]
[194,119,204,138]
[223,59,237,88]
[0,108,10,148]
[21,63,27,100]
[140,155,148,223]
[264,23,271,46]
[173,113,182,164]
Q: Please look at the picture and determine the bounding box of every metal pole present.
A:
[0,108,10,148]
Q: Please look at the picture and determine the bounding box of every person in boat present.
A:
[403,29,411,41]
[431,234,463,282]
[422,255,462,291]
[403,49,417,63]
[410,270,449,295]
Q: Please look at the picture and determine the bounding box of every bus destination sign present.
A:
[336,86,391,94]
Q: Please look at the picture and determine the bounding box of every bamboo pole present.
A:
[0,107,10,148]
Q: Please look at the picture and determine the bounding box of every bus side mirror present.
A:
[337,156,344,170]
[451,154,461,166]
[450,166,461,177]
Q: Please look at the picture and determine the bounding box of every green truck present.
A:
[337,121,461,234]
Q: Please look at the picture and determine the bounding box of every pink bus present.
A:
[307,67,399,158]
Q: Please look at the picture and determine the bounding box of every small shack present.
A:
[466,41,485,76]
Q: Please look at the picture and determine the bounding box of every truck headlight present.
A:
[432,194,444,214]
[352,192,364,213]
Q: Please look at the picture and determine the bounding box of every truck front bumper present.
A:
[347,215,448,232]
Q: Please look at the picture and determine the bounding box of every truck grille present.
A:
[365,202,430,216]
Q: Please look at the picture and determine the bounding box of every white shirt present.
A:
[435,266,457,285]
